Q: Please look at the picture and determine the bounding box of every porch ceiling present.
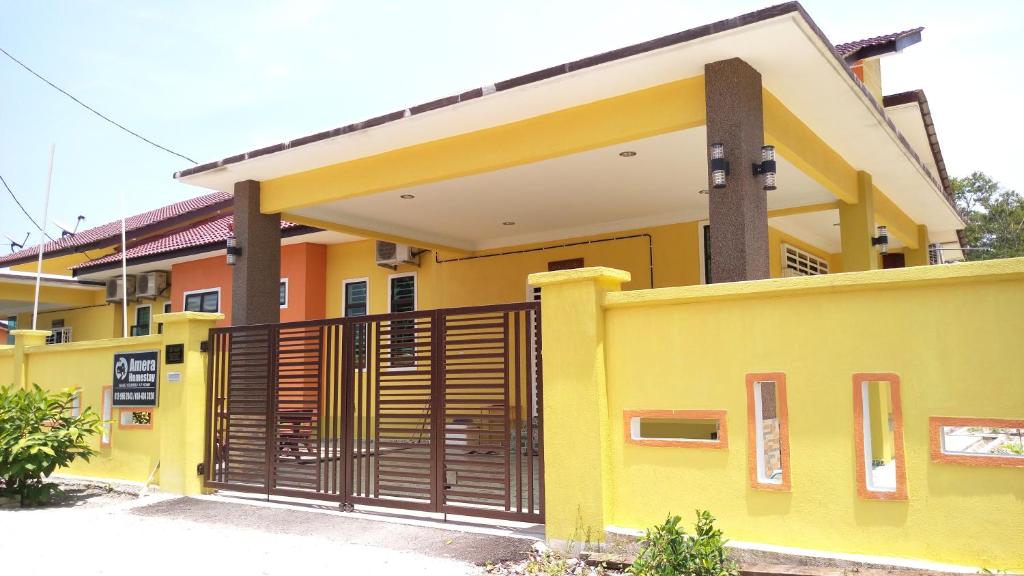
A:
[288,128,835,251]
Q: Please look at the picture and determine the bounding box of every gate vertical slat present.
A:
[513,310,522,514]
[266,326,277,492]
[431,310,444,512]
[503,311,511,512]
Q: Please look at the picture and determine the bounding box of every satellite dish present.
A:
[53,215,85,238]
[3,232,30,252]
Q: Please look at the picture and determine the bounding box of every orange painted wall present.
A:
[169,243,326,326]
[281,243,326,322]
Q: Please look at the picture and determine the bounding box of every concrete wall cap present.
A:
[25,334,162,354]
[10,329,54,337]
[605,257,1024,309]
[154,312,225,324]
[528,267,631,287]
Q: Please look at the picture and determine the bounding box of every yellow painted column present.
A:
[838,171,879,272]
[10,329,50,388]
[155,311,223,495]
[867,380,894,463]
[904,225,930,267]
[527,267,630,545]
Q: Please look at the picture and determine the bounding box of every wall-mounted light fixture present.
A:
[709,143,728,189]
[752,145,777,191]
[871,225,889,255]
[225,223,241,266]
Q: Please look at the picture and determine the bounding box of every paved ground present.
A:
[0,484,537,575]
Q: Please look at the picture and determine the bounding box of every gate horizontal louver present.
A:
[204,303,543,522]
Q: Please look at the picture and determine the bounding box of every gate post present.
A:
[528,267,629,546]
[9,329,51,389]
[154,311,223,495]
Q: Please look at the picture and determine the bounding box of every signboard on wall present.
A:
[112,350,160,407]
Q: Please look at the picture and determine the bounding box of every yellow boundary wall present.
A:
[531,259,1024,571]
[4,313,221,492]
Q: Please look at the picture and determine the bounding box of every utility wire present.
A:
[0,172,55,242]
[0,46,198,165]
[3,170,104,261]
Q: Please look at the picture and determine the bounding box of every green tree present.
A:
[953,172,1024,260]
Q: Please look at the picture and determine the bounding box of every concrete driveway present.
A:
[0,487,538,575]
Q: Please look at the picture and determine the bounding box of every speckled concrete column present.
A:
[232,180,281,326]
[704,58,770,283]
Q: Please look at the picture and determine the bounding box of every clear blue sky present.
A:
[1,0,1021,247]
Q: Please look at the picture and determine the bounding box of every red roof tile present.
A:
[71,215,302,272]
[0,191,232,267]
[835,27,923,58]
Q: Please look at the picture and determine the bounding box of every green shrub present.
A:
[628,510,738,576]
[0,385,102,506]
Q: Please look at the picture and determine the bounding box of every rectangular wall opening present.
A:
[930,417,1024,467]
[747,373,790,490]
[623,410,728,448]
[854,374,906,499]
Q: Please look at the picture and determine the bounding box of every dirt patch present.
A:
[0,478,140,510]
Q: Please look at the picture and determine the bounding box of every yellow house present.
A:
[7,3,1022,572]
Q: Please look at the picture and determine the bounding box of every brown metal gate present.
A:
[204,302,543,522]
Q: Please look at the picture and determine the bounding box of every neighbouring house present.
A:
[0,318,8,345]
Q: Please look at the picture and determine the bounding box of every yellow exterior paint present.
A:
[529,267,631,541]
[873,186,919,249]
[0,346,12,386]
[768,227,842,277]
[322,218,844,319]
[8,313,221,491]
[858,59,883,104]
[865,379,895,463]
[839,172,880,272]
[261,76,707,214]
[9,249,116,276]
[155,312,221,494]
[10,296,170,343]
[23,334,164,483]
[0,281,103,310]
[904,225,930,267]
[536,259,1024,570]
[763,90,859,204]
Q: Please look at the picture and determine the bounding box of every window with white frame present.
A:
[388,274,416,367]
[782,243,829,277]
[133,305,151,336]
[184,289,220,313]
[279,279,289,308]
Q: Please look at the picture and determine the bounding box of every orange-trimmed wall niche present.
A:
[622,409,728,449]
[745,373,791,491]
[852,373,907,501]
[929,416,1024,468]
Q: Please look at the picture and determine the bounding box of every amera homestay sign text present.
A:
[112,350,160,407]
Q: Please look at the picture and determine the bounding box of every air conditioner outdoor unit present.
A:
[136,271,169,298]
[375,241,418,269]
[105,276,137,303]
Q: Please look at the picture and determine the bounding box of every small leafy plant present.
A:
[0,385,103,506]
[628,510,738,576]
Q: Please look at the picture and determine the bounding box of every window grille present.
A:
[782,243,829,276]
